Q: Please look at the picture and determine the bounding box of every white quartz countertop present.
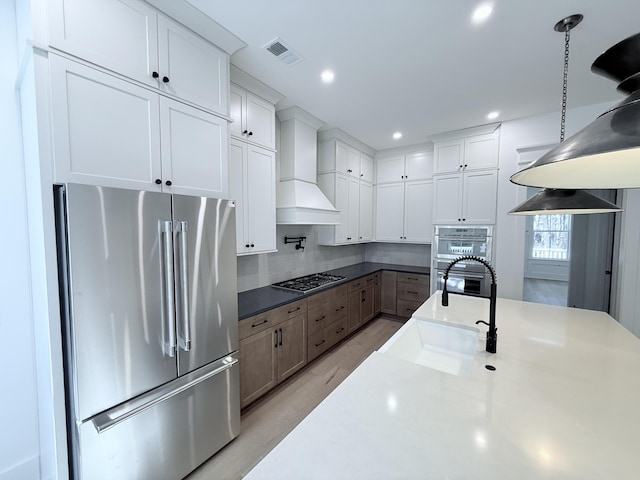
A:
[244,293,640,479]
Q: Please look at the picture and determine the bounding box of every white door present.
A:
[462,170,497,224]
[334,174,350,243]
[50,55,162,190]
[405,151,433,181]
[47,0,159,88]
[347,177,360,241]
[245,93,275,149]
[376,155,405,184]
[464,134,498,170]
[404,180,433,243]
[358,182,373,241]
[432,174,463,224]
[229,85,246,139]
[347,148,361,177]
[159,96,228,198]
[246,145,276,253]
[335,142,349,173]
[157,15,228,114]
[359,154,374,183]
[229,140,248,253]
[375,183,405,241]
[434,140,464,174]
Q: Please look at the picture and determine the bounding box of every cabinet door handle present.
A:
[314,339,326,347]
[245,244,250,248]
[248,131,253,136]
[288,306,301,314]
[155,178,162,185]
[250,243,255,248]
[347,169,352,173]
[251,319,268,328]
[315,315,326,322]
[162,76,170,83]
[361,291,366,302]
[242,130,248,135]
[165,180,172,186]
[274,329,278,348]
[152,71,159,79]
[279,328,283,346]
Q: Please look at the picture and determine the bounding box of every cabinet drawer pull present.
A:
[315,315,326,322]
[407,290,418,295]
[336,327,345,334]
[335,306,345,312]
[288,306,301,314]
[366,278,374,283]
[251,319,268,328]
[353,282,361,288]
[314,339,326,347]
[407,277,419,281]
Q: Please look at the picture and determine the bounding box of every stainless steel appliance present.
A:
[272,273,346,293]
[432,226,494,297]
[54,184,239,479]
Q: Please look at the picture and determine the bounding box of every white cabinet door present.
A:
[335,142,349,174]
[375,183,405,241]
[245,94,275,149]
[347,177,360,241]
[159,97,228,198]
[347,147,361,177]
[405,151,433,181]
[404,180,433,243]
[462,170,497,224]
[376,155,405,184]
[229,84,246,139]
[50,55,162,190]
[434,139,464,174]
[464,133,498,171]
[333,174,350,243]
[158,15,228,115]
[246,145,276,252]
[432,174,463,224]
[229,140,248,253]
[48,0,159,88]
[360,153,374,183]
[358,182,373,241]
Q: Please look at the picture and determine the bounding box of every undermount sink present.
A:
[378,317,480,376]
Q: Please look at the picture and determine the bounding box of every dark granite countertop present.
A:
[237,262,430,320]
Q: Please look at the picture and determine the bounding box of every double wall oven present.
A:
[432,226,494,297]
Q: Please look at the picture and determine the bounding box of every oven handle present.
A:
[437,271,487,280]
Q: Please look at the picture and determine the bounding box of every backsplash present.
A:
[237,225,431,292]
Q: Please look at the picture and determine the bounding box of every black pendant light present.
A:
[511,26,640,189]
[509,14,622,215]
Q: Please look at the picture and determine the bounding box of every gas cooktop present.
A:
[272,273,346,293]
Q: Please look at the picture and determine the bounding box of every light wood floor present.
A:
[187,316,404,480]
[523,278,568,306]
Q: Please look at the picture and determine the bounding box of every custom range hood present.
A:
[276,106,339,225]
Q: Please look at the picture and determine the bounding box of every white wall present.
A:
[0,0,41,478]
[615,189,640,336]
[494,101,617,300]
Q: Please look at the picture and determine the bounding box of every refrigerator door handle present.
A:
[161,220,177,357]
[91,355,238,433]
[176,221,191,352]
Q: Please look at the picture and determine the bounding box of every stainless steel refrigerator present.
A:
[54,183,240,479]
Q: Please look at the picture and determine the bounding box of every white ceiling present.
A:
[185,0,640,151]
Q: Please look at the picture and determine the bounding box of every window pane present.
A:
[530,214,571,260]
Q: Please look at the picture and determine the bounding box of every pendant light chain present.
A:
[560,27,571,143]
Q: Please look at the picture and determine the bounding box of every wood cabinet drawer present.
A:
[307,283,347,310]
[307,316,348,362]
[239,298,307,340]
[347,274,375,293]
[397,281,430,302]
[307,302,334,336]
[397,272,429,285]
[397,298,424,318]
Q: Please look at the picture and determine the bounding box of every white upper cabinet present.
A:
[229,84,275,149]
[433,132,499,174]
[48,0,228,115]
[229,139,276,255]
[375,180,432,243]
[358,182,373,241]
[432,170,497,225]
[317,173,367,245]
[50,54,228,197]
[376,151,433,184]
[318,139,374,182]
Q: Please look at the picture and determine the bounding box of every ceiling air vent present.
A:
[262,37,304,66]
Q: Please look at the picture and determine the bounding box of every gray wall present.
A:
[237,225,431,292]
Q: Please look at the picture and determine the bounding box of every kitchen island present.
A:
[244,293,640,479]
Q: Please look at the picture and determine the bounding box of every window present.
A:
[530,214,572,260]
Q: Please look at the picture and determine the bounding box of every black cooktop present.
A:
[272,273,346,293]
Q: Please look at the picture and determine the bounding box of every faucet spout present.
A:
[441,255,498,354]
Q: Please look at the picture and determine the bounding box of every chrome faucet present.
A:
[441,255,498,354]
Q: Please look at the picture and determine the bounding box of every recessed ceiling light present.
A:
[321,70,335,83]
[472,2,493,24]
[393,132,402,140]
[487,111,499,120]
